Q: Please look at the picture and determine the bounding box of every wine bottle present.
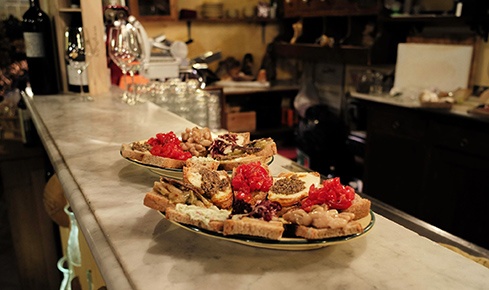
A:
[66,14,89,93]
[22,0,59,95]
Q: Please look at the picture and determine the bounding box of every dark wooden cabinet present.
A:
[421,147,489,248]
[283,0,380,18]
[212,86,298,138]
[364,104,429,216]
[363,102,489,249]
[128,0,178,21]
[0,140,60,289]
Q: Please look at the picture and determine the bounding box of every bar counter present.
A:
[24,92,489,289]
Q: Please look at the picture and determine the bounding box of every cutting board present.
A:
[394,43,473,92]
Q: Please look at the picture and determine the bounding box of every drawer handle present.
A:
[392,121,400,130]
[460,138,469,147]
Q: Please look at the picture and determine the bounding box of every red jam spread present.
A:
[232,162,273,202]
[147,132,192,161]
[301,177,355,212]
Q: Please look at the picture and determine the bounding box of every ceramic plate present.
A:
[161,211,375,250]
[122,153,274,180]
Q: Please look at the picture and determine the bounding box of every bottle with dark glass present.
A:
[22,0,59,95]
[65,14,89,93]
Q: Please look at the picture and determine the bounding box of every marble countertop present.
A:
[350,91,487,122]
[24,92,489,290]
[208,83,298,95]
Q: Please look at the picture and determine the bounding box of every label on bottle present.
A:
[67,62,88,86]
[23,32,46,58]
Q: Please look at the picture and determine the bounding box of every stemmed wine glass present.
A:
[65,26,93,102]
[125,27,145,105]
[107,21,142,103]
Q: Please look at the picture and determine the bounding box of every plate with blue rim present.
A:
[160,210,375,250]
[121,153,274,180]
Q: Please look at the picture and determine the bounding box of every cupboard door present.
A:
[429,120,489,159]
[283,0,301,18]
[299,0,351,14]
[421,147,489,249]
[363,130,428,216]
[128,0,177,21]
[363,104,429,216]
[284,0,380,17]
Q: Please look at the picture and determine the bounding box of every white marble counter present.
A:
[350,91,486,121]
[25,93,489,290]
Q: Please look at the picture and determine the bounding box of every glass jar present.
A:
[188,89,208,127]
[207,91,221,130]
[172,81,190,119]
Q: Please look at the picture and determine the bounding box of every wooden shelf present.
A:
[380,14,465,25]
[273,42,371,65]
[58,8,82,13]
[180,17,278,24]
[50,0,109,95]
[283,0,381,18]
[128,0,177,22]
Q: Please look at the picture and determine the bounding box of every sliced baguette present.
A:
[229,162,271,205]
[223,217,284,240]
[185,157,219,170]
[141,153,187,169]
[246,138,277,157]
[183,164,233,209]
[294,221,363,240]
[232,132,251,146]
[121,142,186,169]
[143,190,175,213]
[165,207,225,232]
[143,177,214,213]
[120,142,148,161]
[267,172,321,207]
[343,194,371,220]
[218,154,269,171]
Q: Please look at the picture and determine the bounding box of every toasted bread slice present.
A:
[121,142,187,169]
[229,162,271,205]
[183,165,233,209]
[245,138,277,157]
[143,190,175,213]
[212,138,276,160]
[141,153,187,169]
[232,132,251,146]
[223,217,284,240]
[343,194,371,220]
[185,157,220,170]
[165,205,230,232]
[143,177,214,213]
[120,142,148,161]
[294,221,363,239]
[208,132,251,158]
[218,155,269,171]
[284,207,363,239]
[268,172,321,207]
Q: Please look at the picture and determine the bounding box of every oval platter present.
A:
[160,210,375,251]
[122,153,274,180]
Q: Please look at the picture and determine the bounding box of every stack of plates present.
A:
[202,2,224,18]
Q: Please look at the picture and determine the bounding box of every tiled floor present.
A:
[0,192,21,290]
